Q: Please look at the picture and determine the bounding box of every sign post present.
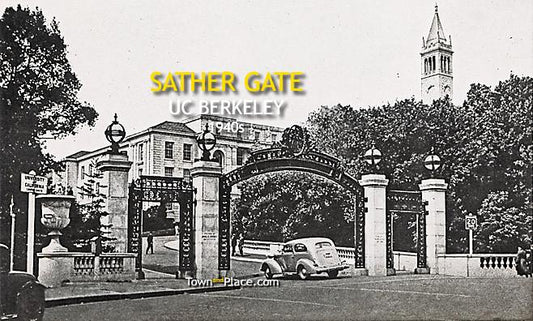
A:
[20,171,47,275]
[465,214,478,256]
[9,196,15,272]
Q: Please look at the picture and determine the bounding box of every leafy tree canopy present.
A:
[235,75,531,253]
[0,6,97,253]
[232,172,355,246]
[306,75,531,253]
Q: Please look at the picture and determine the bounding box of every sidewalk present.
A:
[45,269,240,307]
[44,237,266,308]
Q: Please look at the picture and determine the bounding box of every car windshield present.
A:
[315,241,333,249]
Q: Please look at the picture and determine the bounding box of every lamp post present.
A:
[424,148,442,174]
[196,124,216,161]
[363,144,382,170]
[104,113,126,154]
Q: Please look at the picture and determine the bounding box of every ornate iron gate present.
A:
[218,125,365,271]
[128,176,195,277]
[386,190,428,271]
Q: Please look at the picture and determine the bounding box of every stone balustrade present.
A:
[38,252,136,287]
[334,246,356,264]
[243,240,282,255]
[437,253,519,278]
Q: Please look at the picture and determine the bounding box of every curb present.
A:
[45,284,241,308]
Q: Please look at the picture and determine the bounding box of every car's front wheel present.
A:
[327,270,339,278]
[297,265,309,280]
[263,266,273,279]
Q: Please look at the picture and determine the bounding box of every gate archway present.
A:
[128,175,195,278]
[217,125,365,271]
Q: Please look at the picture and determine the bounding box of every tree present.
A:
[232,172,355,246]
[0,6,97,262]
[61,160,115,252]
[306,75,532,253]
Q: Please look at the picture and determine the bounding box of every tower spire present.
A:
[421,4,453,104]
[425,3,447,46]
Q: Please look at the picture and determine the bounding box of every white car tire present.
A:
[297,265,308,280]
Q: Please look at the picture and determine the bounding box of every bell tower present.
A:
[421,5,453,104]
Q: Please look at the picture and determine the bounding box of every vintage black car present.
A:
[0,244,45,321]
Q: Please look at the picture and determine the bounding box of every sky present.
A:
[2,0,532,159]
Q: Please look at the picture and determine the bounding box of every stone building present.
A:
[62,114,284,201]
[421,5,453,104]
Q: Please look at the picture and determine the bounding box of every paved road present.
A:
[45,274,532,320]
[142,236,263,278]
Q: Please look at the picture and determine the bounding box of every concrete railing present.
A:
[243,240,282,255]
[437,253,518,278]
[38,252,136,287]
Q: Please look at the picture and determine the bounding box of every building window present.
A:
[237,148,247,165]
[165,142,174,159]
[164,167,174,177]
[81,166,85,178]
[138,143,144,162]
[183,143,192,161]
[138,168,143,177]
[183,169,191,182]
[271,133,277,142]
[213,150,224,166]
[254,131,260,141]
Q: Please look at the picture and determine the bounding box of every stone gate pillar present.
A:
[359,174,389,276]
[191,160,222,279]
[419,178,447,274]
[97,152,132,252]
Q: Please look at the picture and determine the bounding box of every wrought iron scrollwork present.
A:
[273,125,311,157]
[127,175,195,274]
[354,185,365,268]
[417,202,428,268]
[386,210,394,269]
[219,177,232,270]
[220,125,365,270]
[127,180,143,274]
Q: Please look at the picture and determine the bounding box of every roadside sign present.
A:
[465,214,477,230]
[20,173,48,194]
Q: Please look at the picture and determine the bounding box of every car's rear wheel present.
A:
[263,266,273,279]
[297,265,308,280]
[327,270,339,278]
[17,282,45,321]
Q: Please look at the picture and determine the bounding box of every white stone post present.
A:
[359,174,389,276]
[419,178,447,274]
[191,161,222,279]
[96,152,132,253]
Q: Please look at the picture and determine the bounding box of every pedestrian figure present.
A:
[231,233,238,256]
[146,232,154,254]
[238,234,245,256]
[516,246,527,276]
[526,245,533,277]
